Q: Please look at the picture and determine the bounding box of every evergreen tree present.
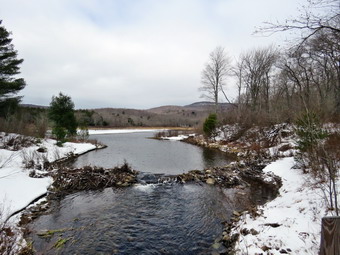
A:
[0,20,26,117]
[203,113,217,138]
[48,92,77,142]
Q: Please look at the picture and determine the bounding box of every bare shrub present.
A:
[0,152,20,169]
[0,205,16,255]
[0,134,38,151]
[21,150,40,169]
[295,113,340,215]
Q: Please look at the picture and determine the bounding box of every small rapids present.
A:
[29,175,234,254]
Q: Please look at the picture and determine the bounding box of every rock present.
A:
[261,245,271,251]
[37,147,47,153]
[206,178,215,185]
[211,242,221,249]
[222,235,230,241]
[240,228,250,235]
[264,223,281,228]
[250,228,259,235]
[233,211,241,217]
[280,249,288,254]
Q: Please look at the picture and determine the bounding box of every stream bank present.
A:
[15,126,293,254]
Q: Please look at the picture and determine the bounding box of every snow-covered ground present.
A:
[0,134,96,223]
[232,157,331,254]
[162,134,194,141]
[1,127,337,254]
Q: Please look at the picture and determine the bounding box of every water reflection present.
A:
[72,132,233,174]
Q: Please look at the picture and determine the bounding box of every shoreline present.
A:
[3,124,331,254]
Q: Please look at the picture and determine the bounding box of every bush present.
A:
[203,113,217,138]
[77,126,89,142]
[52,126,67,144]
[295,112,339,215]
[295,112,328,152]
[48,93,77,143]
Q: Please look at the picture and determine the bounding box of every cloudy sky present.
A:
[1,0,305,109]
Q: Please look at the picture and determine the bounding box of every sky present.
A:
[0,0,306,109]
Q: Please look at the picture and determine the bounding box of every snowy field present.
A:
[232,157,333,254]
[0,133,96,222]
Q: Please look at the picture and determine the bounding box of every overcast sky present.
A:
[0,0,306,109]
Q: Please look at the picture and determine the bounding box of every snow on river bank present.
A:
[0,129,164,223]
[232,157,331,254]
[1,128,337,254]
[0,133,96,222]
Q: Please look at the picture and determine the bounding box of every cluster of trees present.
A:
[0,20,79,143]
[0,20,26,118]
[200,0,340,216]
[201,0,339,124]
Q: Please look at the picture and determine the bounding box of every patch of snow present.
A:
[0,136,97,222]
[162,134,194,141]
[233,157,329,254]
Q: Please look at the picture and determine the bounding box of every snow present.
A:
[0,135,96,222]
[88,128,165,135]
[162,134,194,141]
[233,157,329,254]
[1,126,337,254]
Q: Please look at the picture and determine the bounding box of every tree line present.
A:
[200,0,339,124]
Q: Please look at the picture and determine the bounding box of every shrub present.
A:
[203,113,217,138]
[48,92,77,143]
[295,112,339,215]
[295,111,328,152]
[52,126,67,144]
[77,126,89,142]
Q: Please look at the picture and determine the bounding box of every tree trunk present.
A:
[319,217,340,255]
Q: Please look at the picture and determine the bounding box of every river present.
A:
[28,131,266,254]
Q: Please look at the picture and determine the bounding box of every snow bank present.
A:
[233,157,327,254]
[162,134,195,141]
[0,136,96,222]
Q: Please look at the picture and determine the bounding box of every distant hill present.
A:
[21,102,234,128]
[20,104,48,109]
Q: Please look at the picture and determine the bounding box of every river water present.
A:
[28,131,267,254]
[72,132,233,175]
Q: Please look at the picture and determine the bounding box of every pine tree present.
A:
[48,92,77,143]
[0,20,26,117]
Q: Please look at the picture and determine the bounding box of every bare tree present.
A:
[200,46,232,112]
[239,46,278,112]
[256,0,340,114]
[257,0,340,44]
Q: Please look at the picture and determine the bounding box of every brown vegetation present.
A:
[50,163,138,198]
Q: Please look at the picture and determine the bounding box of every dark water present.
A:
[30,183,235,255]
[72,132,233,174]
[29,132,268,254]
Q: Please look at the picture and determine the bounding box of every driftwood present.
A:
[51,163,138,197]
[319,216,340,255]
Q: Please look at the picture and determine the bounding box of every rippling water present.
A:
[28,132,270,254]
[30,183,234,254]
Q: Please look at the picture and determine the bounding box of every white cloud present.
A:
[0,0,306,109]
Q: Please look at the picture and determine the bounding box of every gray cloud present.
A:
[0,0,304,109]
